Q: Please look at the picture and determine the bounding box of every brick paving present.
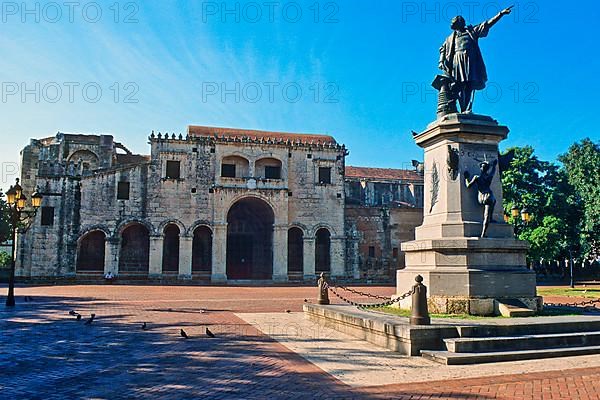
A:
[1,284,600,399]
[356,368,600,399]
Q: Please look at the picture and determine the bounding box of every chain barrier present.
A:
[330,284,391,300]
[325,282,414,309]
[325,281,600,312]
[545,297,600,312]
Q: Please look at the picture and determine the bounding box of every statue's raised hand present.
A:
[501,5,514,15]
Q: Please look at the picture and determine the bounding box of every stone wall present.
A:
[16,130,349,282]
[15,128,424,283]
[16,175,81,277]
[345,205,423,281]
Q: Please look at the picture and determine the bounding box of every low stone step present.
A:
[422,345,600,365]
[496,299,536,317]
[457,319,600,338]
[445,331,600,353]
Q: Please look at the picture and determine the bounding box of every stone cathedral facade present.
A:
[15,126,423,283]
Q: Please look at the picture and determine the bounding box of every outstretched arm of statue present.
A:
[488,5,513,27]
[464,171,477,188]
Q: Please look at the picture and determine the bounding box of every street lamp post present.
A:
[3,178,42,307]
[506,205,531,237]
[505,205,532,269]
[569,248,575,289]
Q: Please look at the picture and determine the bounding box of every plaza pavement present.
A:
[1,284,600,399]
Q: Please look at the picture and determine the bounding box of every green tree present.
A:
[559,138,600,260]
[501,146,582,262]
[0,190,10,244]
[518,216,561,261]
[0,251,10,268]
[544,165,584,259]
[501,146,549,214]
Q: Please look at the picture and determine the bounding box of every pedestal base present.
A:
[398,237,541,316]
[394,292,543,316]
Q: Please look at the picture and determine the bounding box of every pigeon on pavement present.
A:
[180,329,189,339]
[206,327,215,338]
[70,310,82,321]
[84,313,96,325]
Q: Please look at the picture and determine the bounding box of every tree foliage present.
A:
[501,146,582,262]
[518,216,561,261]
[0,191,10,244]
[0,251,10,268]
[559,138,600,260]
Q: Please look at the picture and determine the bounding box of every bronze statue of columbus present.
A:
[437,6,513,113]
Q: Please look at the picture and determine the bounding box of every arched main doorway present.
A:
[77,231,106,273]
[227,198,274,280]
[119,224,150,275]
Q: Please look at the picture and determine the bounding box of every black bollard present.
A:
[410,275,430,325]
[317,272,330,305]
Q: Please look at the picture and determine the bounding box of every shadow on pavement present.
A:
[0,294,495,400]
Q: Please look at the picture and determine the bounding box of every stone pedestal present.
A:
[397,114,541,315]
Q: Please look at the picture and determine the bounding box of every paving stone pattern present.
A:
[1,285,600,399]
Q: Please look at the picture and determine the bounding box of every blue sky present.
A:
[1,1,599,189]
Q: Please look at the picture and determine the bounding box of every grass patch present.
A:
[369,306,501,320]
[371,306,583,319]
[538,287,600,299]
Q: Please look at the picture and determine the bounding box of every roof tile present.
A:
[345,166,422,182]
[188,125,337,145]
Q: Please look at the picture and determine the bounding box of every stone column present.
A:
[148,235,163,278]
[211,223,227,282]
[303,237,315,281]
[330,237,346,278]
[346,227,361,279]
[272,225,288,282]
[178,236,193,280]
[104,237,120,275]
